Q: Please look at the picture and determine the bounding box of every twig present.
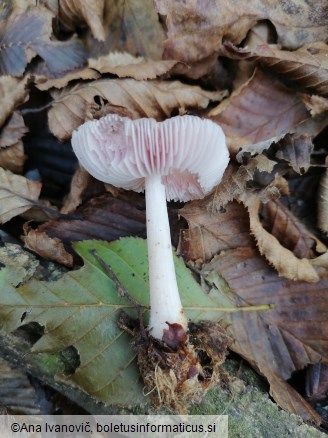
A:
[20,102,53,115]
[89,249,146,335]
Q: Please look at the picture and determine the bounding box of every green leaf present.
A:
[0,237,234,407]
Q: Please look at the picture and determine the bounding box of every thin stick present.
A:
[89,249,146,334]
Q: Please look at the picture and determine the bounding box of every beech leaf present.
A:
[48,79,227,140]
[299,94,328,117]
[203,246,328,423]
[208,69,309,156]
[34,68,100,91]
[0,76,29,127]
[89,52,179,80]
[0,143,25,174]
[244,194,320,282]
[274,134,313,174]
[0,112,27,173]
[0,169,41,224]
[0,8,87,76]
[57,0,106,42]
[21,192,146,265]
[96,0,165,60]
[155,0,328,67]
[223,41,328,97]
[210,155,277,211]
[22,224,74,268]
[318,168,328,234]
[0,238,236,406]
[178,201,253,262]
[259,199,326,259]
[0,112,28,149]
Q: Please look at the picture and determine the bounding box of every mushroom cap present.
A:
[71,114,229,202]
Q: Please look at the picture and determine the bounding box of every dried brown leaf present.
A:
[0,8,86,76]
[48,79,227,140]
[306,363,328,403]
[318,168,328,234]
[0,112,28,149]
[34,67,100,91]
[208,69,309,156]
[89,0,165,61]
[274,134,313,174]
[0,112,27,174]
[34,192,146,246]
[244,194,320,282]
[0,168,41,224]
[210,155,277,211]
[60,166,94,214]
[260,199,326,259]
[58,0,105,41]
[89,52,178,80]
[203,246,328,423]
[268,374,321,425]
[237,113,328,161]
[223,42,328,97]
[0,76,29,127]
[22,224,73,267]
[0,142,25,173]
[232,22,275,89]
[155,0,328,67]
[299,94,328,117]
[178,201,252,262]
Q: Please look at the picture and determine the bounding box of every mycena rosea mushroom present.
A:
[71,114,229,340]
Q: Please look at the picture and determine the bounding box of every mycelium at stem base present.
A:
[145,173,188,340]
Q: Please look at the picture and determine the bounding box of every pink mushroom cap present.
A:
[71,114,229,202]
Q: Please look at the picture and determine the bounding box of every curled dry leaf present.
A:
[155,0,328,68]
[299,94,328,117]
[60,166,94,214]
[34,67,100,91]
[0,8,86,76]
[57,0,105,41]
[0,112,28,149]
[23,224,73,267]
[0,112,27,173]
[274,134,313,174]
[0,143,25,174]
[306,363,328,403]
[232,22,274,89]
[244,194,319,282]
[223,42,328,97]
[260,199,326,259]
[90,0,165,61]
[0,76,29,127]
[318,168,328,234]
[208,69,309,156]
[48,79,227,140]
[0,168,41,224]
[210,155,276,211]
[89,51,179,80]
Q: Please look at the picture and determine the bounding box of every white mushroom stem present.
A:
[145,173,188,339]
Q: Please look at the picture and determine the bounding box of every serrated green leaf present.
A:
[0,237,234,407]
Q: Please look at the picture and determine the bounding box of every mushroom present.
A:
[71,114,229,340]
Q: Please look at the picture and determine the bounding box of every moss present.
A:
[189,367,325,438]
